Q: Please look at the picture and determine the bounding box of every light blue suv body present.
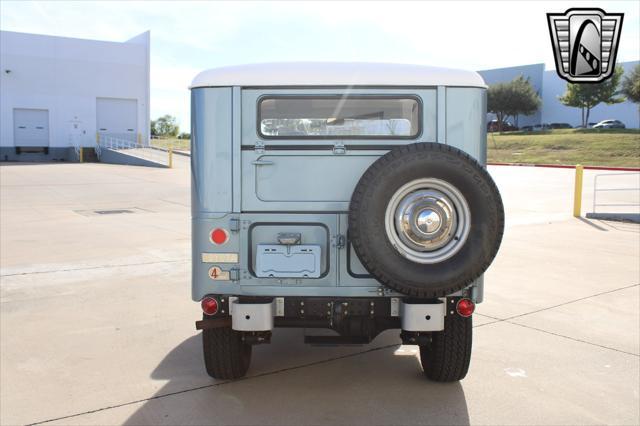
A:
[190,63,502,382]
[191,64,487,301]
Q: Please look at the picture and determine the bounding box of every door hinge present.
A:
[229,268,240,281]
[333,141,346,155]
[229,217,240,233]
[255,141,265,154]
[335,234,346,249]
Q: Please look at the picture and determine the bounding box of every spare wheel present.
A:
[348,142,504,298]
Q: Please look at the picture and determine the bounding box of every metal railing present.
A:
[592,172,640,213]
[583,171,640,222]
[97,134,172,167]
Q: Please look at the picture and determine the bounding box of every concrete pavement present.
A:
[1,159,638,425]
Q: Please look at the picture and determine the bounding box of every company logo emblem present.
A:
[547,8,623,83]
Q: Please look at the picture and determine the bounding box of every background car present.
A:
[487,119,518,132]
[593,119,626,129]
[521,123,551,131]
[574,122,598,129]
[549,122,572,129]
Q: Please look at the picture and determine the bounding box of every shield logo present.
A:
[547,8,623,83]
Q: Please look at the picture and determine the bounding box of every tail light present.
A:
[201,296,219,315]
[456,298,475,317]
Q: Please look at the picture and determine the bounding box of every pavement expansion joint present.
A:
[477,282,639,326]
[0,259,189,278]
[24,316,517,426]
[24,343,400,426]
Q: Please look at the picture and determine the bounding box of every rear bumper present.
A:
[196,295,471,343]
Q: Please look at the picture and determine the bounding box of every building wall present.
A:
[478,61,639,129]
[0,30,150,150]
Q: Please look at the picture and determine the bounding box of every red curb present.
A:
[487,162,640,172]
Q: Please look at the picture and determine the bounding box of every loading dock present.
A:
[96,97,138,142]
[13,108,49,152]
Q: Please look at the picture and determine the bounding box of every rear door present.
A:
[241,88,437,212]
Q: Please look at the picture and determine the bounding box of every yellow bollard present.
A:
[79,147,84,163]
[168,147,173,169]
[573,164,584,217]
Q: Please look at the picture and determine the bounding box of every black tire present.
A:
[202,321,252,380]
[420,314,472,382]
[349,142,504,298]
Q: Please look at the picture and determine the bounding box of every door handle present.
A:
[251,159,274,166]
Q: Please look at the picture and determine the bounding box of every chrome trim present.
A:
[385,178,470,264]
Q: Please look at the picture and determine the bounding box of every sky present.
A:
[1,1,638,130]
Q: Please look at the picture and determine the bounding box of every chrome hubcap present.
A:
[385,178,470,264]
[416,209,441,234]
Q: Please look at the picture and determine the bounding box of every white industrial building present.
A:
[478,61,640,129]
[0,30,150,161]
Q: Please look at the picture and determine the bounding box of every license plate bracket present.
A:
[255,244,321,278]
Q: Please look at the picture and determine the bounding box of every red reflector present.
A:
[456,298,475,317]
[201,297,219,315]
[210,228,228,245]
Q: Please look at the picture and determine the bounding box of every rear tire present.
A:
[202,321,252,380]
[419,313,472,382]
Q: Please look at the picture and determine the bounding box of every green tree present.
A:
[558,66,625,127]
[487,75,541,132]
[621,64,640,105]
[152,115,179,137]
[150,119,158,136]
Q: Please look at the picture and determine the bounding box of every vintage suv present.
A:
[190,62,504,382]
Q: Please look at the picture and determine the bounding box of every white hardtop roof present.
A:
[190,62,486,89]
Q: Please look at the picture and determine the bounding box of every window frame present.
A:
[256,94,424,140]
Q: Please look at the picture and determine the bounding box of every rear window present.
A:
[258,96,421,139]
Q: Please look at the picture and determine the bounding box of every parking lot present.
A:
[1,158,638,426]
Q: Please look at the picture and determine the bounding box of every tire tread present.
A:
[420,314,473,382]
[349,142,504,298]
[202,324,252,380]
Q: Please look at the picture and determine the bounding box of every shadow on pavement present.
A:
[123,330,470,425]
[577,216,609,231]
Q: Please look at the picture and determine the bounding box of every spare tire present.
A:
[349,143,504,298]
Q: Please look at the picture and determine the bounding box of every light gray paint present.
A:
[242,151,382,211]
[446,88,487,164]
[191,88,233,215]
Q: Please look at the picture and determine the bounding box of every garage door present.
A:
[96,98,137,142]
[13,108,49,147]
